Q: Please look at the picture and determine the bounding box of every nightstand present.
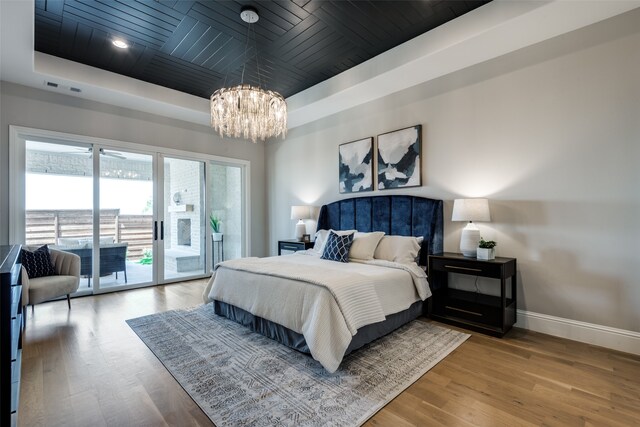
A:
[428,252,517,337]
[277,239,314,255]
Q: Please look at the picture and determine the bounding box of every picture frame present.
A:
[377,125,422,190]
[339,137,373,193]
[302,234,311,243]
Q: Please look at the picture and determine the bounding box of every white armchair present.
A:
[22,247,81,311]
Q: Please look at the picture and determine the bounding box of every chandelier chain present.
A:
[252,23,263,88]
[240,21,251,85]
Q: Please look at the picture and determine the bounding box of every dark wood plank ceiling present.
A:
[34,0,491,99]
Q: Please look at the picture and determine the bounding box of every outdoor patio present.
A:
[23,143,240,290]
[76,260,202,291]
[26,209,208,289]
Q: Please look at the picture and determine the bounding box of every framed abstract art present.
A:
[339,137,373,193]
[377,125,422,190]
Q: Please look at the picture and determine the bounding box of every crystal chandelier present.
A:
[210,7,287,143]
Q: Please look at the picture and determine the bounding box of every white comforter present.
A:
[205,252,430,372]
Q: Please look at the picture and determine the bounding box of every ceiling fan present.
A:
[96,148,125,159]
[65,147,126,159]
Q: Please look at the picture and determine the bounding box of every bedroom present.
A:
[1,0,639,426]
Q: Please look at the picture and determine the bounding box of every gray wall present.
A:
[0,82,267,257]
[266,11,640,331]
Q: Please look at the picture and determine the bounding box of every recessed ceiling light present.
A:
[112,39,128,49]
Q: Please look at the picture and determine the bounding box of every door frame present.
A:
[92,144,158,294]
[159,154,213,285]
[207,159,249,270]
[9,125,251,292]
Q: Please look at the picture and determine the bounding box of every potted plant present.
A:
[477,238,496,260]
[210,214,223,242]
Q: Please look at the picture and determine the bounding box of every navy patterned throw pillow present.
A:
[321,231,354,263]
[20,245,56,279]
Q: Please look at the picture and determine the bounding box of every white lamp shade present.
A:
[452,199,491,222]
[290,205,311,220]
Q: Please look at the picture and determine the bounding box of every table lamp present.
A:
[290,205,311,241]
[452,198,491,257]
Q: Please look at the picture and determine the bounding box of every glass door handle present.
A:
[160,221,164,240]
[154,221,158,241]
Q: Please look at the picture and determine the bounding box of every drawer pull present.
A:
[281,245,299,250]
[446,306,483,316]
[444,264,482,272]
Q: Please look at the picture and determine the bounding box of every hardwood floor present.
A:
[19,281,640,426]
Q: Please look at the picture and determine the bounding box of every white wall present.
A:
[266,10,640,332]
[0,82,267,257]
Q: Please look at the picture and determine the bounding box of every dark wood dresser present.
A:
[0,245,23,427]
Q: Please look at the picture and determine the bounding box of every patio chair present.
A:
[54,242,128,286]
[21,246,81,312]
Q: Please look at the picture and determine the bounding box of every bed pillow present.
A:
[373,235,422,265]
[20,244,57,279]
[313,229,356,254]
[349,231,385,261]
[312,229,330,253]
[321,231,355,263]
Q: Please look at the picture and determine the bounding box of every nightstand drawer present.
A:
[430,257,502,278]
[280,243,305,251]
[443,304,498,325]
[439,290,504,326]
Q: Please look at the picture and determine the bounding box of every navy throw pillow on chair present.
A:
[20,244,56,279]
[321,231,354,263]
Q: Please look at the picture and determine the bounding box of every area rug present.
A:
[127,304,469,427]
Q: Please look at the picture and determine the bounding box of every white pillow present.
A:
[313,229,355,254]
[349,231,385,260]
[374,235,422,265]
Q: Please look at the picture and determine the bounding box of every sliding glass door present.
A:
[24,141,95,292]
[24,142,157,292]
[162,157,206,281]
[14,126,249,295]
[98,148,155,289]
[209,162,245,266]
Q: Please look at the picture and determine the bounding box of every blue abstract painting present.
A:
[377,125,421,190]
[339,137,373,193]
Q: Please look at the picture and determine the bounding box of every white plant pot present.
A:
[212,232,223,242]
[477,247,495,260]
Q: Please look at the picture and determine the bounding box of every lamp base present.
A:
[295,220,306,241]
[460,222,480,257]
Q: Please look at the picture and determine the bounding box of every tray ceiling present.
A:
[34,0,490,100]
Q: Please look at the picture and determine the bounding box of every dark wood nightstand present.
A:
[277,239,314,255]
[428,252,517,337]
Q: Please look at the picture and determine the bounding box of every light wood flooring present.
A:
[19,280,640,426]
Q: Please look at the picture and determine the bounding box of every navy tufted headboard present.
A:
[316,195,443,266]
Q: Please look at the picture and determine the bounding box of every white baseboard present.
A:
[515,310,640,355]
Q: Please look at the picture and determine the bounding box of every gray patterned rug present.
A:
[127,304,469,427]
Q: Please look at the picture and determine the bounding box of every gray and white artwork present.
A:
[377,125,421,190]
[339,137,373,193]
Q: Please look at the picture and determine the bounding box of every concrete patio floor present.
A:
[76,259,207,291]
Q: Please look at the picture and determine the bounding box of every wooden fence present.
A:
[26,209,153,261]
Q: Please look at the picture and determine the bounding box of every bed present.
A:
[204,195,443,372]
